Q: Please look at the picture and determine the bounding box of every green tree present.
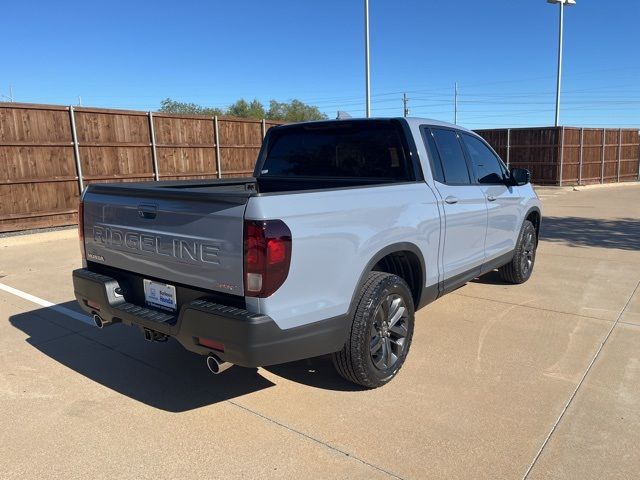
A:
[266,99,327,122]
[158,98,223,116]
[157,97,327,121]
[226,98,266,119]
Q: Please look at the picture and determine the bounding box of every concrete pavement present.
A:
[0,183,639,479]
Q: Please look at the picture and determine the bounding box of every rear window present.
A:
[260,121,412,180]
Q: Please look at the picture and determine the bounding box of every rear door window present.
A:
[430,128,471,185]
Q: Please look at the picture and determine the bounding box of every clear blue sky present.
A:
[2,0,639,128]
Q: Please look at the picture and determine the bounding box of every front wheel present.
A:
[332,272,415,388]
[499,220,537,284]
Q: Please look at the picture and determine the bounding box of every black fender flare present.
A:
[346,242,429,318]
[524,206,542,240]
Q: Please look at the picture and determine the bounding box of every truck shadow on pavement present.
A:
[471,270,510,286]
[541,216,640,251]
[264,357,366,392]
[473,216,640,287]
[10,302,362,412]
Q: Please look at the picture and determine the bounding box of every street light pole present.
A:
[554,0,564,127]
[364,0,371,118]
[548,0,576,127]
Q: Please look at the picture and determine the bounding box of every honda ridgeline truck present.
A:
[72,118,541,388]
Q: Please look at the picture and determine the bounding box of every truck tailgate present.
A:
[82,181,253,296]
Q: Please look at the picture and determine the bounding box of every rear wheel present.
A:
[499,220,537,284]
[332,272,415,388]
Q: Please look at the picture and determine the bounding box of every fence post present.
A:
[617,128,622,183]
[506,128,511,168]
[148,112,160,181]
[600,128,606,184]
[261,118,266,139]
[69,106,84,192]
[558,127,565,186]
[578,128,584,185]
[214,116,222,178]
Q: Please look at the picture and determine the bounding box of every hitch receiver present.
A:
[143,328,169,342]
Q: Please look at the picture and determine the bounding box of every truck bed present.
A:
[88,176,405,197]
[82,176,403,299]
[81,118,420,301]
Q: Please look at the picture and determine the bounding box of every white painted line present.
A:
[521,278,640,479]
[0,282,92,324]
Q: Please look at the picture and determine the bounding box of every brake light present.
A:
[243,219,292,297]
[78,199,86,262]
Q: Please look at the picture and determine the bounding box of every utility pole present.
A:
[1,86,14,102]
[403,93,409,117]
[78,95,82,106]
[454,82,458,125]
[547,0,576,127]
[364,0,371,118]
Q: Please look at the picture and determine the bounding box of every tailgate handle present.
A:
[138,204,158,219]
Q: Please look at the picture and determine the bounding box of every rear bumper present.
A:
[72,268,348,367]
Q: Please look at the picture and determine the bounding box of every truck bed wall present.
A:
[245,182,441,329]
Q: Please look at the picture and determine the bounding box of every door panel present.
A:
[481,185,523,262]
[434,183,488,282]
[460,133,522,263]
[425,127,488,285]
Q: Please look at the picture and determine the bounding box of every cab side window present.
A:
[429,128,472,185]
[461,133,508,184]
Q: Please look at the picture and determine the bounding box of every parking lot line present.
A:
[522,279,640,479]
[0,283,90,324]
[0,281,407,479]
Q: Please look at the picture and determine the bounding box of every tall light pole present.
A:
[364,0,371,118]
[548,0,576,127]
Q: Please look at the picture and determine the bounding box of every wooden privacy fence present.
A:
[476,126,640,186]
[1,104,639,233]
[0,102,282,232]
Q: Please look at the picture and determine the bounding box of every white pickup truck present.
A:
[73,118,541,388]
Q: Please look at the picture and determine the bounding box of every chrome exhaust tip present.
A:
[92,313,113,329]
[92,313,105,328]
[206,355,233,375]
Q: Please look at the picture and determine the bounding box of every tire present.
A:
[332,272,415,388]
[499,220,537,284]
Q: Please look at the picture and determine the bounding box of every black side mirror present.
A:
[509,168,531,186]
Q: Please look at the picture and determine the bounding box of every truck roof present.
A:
[274,117,477,136]
[402,117,476,135]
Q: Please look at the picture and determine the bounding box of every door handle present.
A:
[487,195,496,202]
[444,196,458,205]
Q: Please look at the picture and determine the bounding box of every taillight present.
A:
[243,219,292,297]
[198,337,225,352]
[78,199,86,262]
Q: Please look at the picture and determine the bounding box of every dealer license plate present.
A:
[143,279,177,312]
